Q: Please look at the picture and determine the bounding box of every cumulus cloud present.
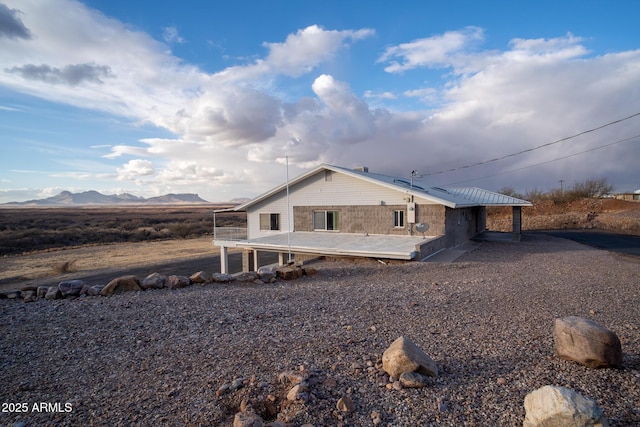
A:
[0,4,31,39]
[262,25,374,77]
[116,159,155,181]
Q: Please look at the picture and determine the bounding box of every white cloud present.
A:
[364,91,397,100]
[162,26,185,44]
[378,26,484,73]
[116,159,155,181]
[0,1,638,201]
[262,25,374,77]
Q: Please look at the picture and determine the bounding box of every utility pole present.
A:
[559,179,564,194]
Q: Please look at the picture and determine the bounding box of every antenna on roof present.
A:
[285,156,292,264]
[410,170,422,189]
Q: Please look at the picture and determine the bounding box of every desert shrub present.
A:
[52,260,77,274]
[497,186,524,199]
[568,178,615,199]
[523,188,546,203]
[169,223,196,238]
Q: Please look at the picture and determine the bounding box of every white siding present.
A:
[247,170,436,239]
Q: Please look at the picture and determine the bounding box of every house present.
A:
[213,164,532,273]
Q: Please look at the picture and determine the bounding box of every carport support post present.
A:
[512,206,522,241]
[220,246,229,274]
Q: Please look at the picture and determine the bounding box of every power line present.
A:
[422,111,640,177]
[442,133,640,186]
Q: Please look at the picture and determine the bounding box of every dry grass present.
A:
[487,198,640,234]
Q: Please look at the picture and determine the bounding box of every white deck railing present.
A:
[214,227,248,241]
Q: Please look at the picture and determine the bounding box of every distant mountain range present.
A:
[4,190,211,206]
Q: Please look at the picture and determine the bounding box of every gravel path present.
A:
[1,234,639,426]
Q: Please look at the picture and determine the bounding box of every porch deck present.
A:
[215,231,437,260]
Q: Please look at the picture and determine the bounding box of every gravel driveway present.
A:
[1,233,639,426]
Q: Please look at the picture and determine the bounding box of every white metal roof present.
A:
[224,164,532,211]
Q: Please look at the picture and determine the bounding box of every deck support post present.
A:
[253,250,259,272]
[220,246,229,274]
[278,252,285,266]
[242,249,252,273]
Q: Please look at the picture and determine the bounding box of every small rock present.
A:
[287,383,309,401]
[336,396,354,412]
[36,286,50,298]
[436,396,449,412]
[215,384,230,397]
[399,371,429,388]
[230,378,245,391]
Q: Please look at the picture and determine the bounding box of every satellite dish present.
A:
[415,222,430,238]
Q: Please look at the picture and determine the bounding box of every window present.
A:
[313,210,339,231]
[394,210,405,228]
[259,213,280,231]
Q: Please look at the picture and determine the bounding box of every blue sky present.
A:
[1,0,639,203]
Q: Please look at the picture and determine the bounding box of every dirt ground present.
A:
[0,237,227,292]
[2,199,638,293]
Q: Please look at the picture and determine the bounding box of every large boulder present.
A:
[234,271,259,282]
[553,316,622,368]
[233,411,264,427]
[141,273,167,290]
[58,280,86,298]
[88,284,104,296]
[211,273,234,283]
[166,275,190,289]
[276,265,303,280]
[45,286,61,300]
[523,385,609,427]
[382,336,438,378]
[100,275,142,296]
[189,271,211,284]
[257,265,277,282]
